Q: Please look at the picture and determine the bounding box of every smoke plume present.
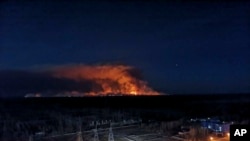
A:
[50,64,159,96]
[0,64,160,97]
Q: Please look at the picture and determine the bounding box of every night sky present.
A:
[0,1,250,96]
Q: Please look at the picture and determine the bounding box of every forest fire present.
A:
[51,64,160,96]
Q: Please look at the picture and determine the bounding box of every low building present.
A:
[200,118,230,133]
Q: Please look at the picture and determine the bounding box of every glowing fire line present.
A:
[51,64,160,96]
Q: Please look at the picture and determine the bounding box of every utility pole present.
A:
[93,125,99,141]
[108,123,114,141]
[76,118,83,141]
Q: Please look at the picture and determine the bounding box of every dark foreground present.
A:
[0,94,249,141]
[1,94,250,119]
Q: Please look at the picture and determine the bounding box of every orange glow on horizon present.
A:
[51,64,160,96]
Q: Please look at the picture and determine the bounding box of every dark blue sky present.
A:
[0,1,250,94]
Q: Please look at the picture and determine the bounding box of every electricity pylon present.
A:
[93,125,99,141]
[108,123,114,141]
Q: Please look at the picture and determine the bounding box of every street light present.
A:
[210,136,213,140]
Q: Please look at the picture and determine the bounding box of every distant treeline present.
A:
[1,94,250,119]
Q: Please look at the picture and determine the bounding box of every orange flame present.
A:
[51,64,160,96]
